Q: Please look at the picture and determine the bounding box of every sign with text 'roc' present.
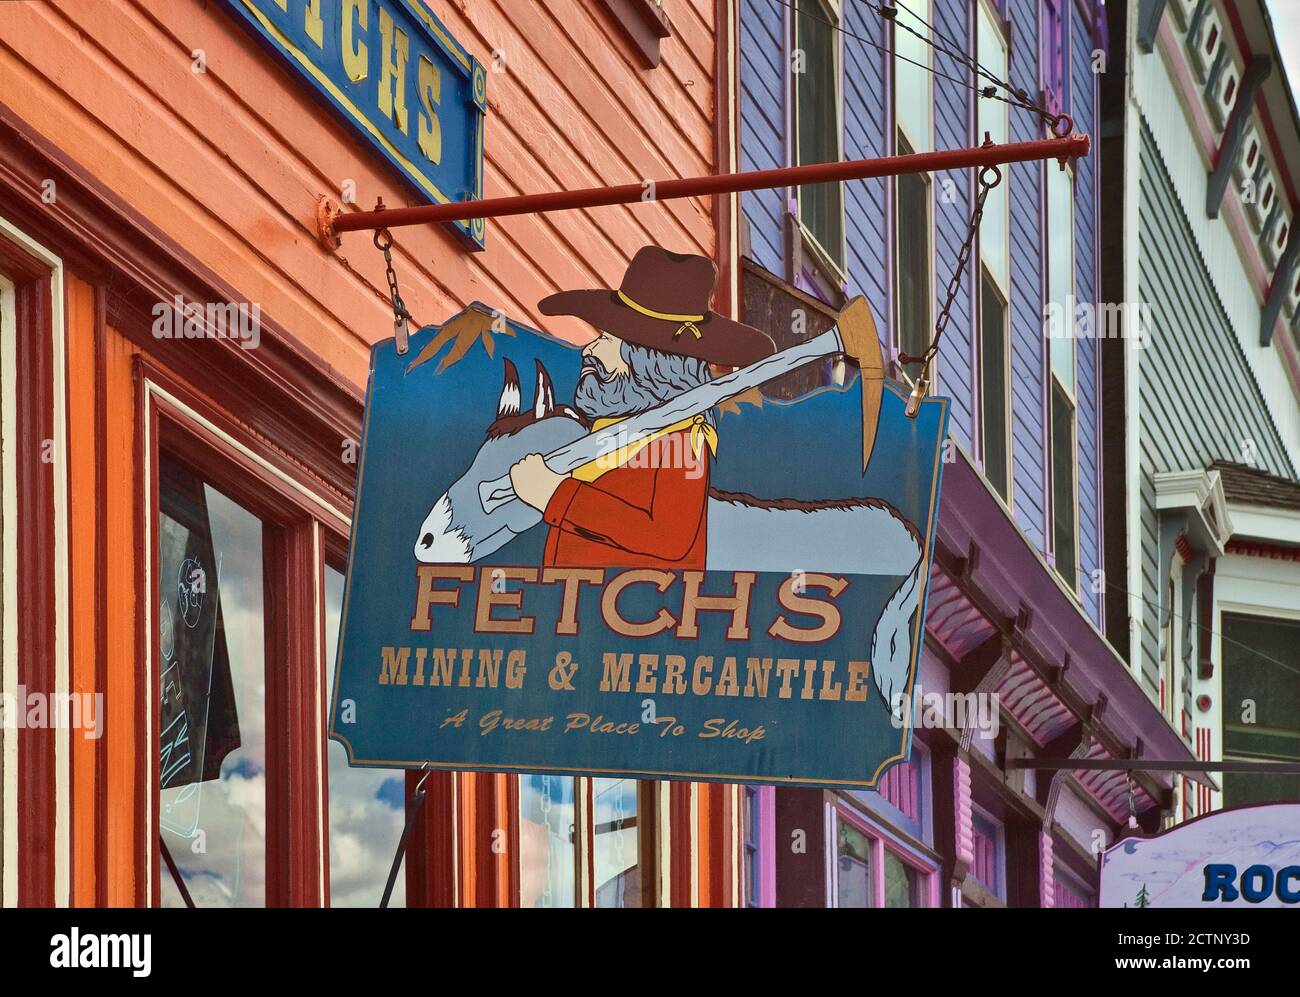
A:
[1100,804,1300,907]
[224,0,487,247]
[331,251,947,788]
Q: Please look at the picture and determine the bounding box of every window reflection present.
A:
[836,820,870,908]
[592,777,639,907]
[519,775,576,907]
[325,565,406,907]
[157,456,265,908]
[883,849,917,908]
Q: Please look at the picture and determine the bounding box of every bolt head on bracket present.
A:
[317,196,342,251]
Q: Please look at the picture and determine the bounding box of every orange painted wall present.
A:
[1,0,731,905]
[0,0,719,384]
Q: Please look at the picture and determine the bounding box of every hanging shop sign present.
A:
[330,247,948,788]
[223,0,487,247]
[1100,803,1300,907]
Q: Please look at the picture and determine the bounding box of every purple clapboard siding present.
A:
[736,0,1104,604]
[879,757,919,823]
[1071,0,1103,624]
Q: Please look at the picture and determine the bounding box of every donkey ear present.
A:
[498,358,521,417]
[534,359,555,419]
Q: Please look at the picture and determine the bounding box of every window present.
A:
[1047,166,1076,390]
[980,269,1011,501]
[977,2,1011,503]
[1050,382,1078,589]
[741,783,774,907]
[147,367,352,908]
[519,775,649,907]
[744,786,760,907]
[882,849,919,907]
[794,0,844,274]
[519,775,578,907]
[893,0,932,372]
[592,776,640,906]
[1222,614,1300,807]
[834,807,933,908]
[324,565,406,907]
[970,811,1005,900]
[977,1,1010,290]
[1159,568,1179,726]
[896,134,933,365]
[157,455,267,908]
[1046,163,1077,591]
[894,0,932,152]
[836,818,872,907]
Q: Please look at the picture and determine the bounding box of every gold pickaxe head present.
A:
[836,295,885,472]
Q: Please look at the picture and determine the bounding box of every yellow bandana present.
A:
[572,413,718,482]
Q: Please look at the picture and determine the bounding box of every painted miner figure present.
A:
[507,246,775,569]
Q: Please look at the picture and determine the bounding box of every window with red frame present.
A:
[157,456,268,908]
[324,564,407,907]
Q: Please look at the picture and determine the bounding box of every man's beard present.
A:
[574,359,662,419]
[574,343,715,424]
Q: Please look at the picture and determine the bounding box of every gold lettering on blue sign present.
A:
[342,0,367,82]
[378,6,410,134]
[304,0,324,48]
[417,54,442,165]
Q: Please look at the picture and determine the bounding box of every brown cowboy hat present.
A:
[538,246,776,367]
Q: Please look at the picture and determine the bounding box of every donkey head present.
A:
[413,357,588,564]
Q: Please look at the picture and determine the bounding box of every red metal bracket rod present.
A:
[324,132,1089,237]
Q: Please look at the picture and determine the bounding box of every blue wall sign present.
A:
[224,0,487,248]
[331,305,948,789]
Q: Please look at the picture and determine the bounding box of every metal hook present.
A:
[373,219,412,355]
[414,760,433,795]
[1125,771,1138,830]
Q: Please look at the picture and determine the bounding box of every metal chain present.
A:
[899,162,1003,373]
[374,225,413,356]
[875,1,1074,138]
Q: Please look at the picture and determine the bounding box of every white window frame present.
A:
[891,0,935,383]
[1046,162,1079,595]
[791,0,848,283]
[975,0,1013,505]
[893,130,936,383]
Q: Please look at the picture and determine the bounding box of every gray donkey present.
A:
[414,358,925,711]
